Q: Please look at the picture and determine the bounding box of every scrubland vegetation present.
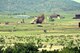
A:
[0,14,80,53]
[0,43,80,53]
[0,0,80,53]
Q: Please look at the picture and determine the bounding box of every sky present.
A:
[73,0,80,3]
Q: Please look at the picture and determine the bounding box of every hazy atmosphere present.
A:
[0,0,80,14]
[73,0,80,3]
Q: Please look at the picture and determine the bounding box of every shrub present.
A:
[4,43,38,53]
[5,22,9,25]
[0,38,5,43]
[0,46,3,53]
[3,46,13,53]
[2,43,80,53]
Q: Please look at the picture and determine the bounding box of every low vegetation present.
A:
[0,14,80,53]
[0,43,80,53]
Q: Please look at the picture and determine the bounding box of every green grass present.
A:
[0,13,80,50]
[0,14,80,35]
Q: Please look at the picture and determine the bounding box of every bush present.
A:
[0,38,5,43]
[1,43,80,53]
[0,46,3,53]
[4,43,38,53]
[3,46,14,53]
[5,22,9,25]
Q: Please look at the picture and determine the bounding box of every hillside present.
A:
[0,0,80,13]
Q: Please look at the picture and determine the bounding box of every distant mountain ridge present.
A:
[0,0,80,13]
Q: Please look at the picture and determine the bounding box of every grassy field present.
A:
[0,13,80,50]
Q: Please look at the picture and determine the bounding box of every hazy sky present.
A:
[73,0,80,3]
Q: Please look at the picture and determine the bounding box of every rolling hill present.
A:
[0,0,80,14]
